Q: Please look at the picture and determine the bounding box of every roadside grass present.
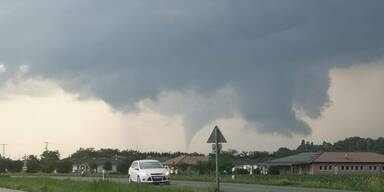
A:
[171,174,384,192]
[7,173,384,191]
[10,172,128,179]
[0,176,210,192]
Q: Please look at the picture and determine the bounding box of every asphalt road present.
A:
[170,180,352,192]
[43,176,353,192]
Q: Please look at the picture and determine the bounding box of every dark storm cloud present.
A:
[1,0,384,136]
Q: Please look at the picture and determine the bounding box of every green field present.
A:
[0,176,209,192]
[172,174,384,191]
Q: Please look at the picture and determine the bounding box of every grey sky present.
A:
[1,1,384,148]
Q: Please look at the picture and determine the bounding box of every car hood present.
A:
[141,168,167,175]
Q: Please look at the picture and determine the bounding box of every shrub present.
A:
[103,161,112,171]
[117,161,131,174]
[56,159,73,173]
[268,166,280,175]
[234,168,249,175]
[26,155,40,173]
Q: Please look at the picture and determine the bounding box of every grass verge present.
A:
[6,173,384,191]
[0,176,210,192]
[171,174,384,191]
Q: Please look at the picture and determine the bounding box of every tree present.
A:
[218,154,234,174]
[194,161,212,175]
[234,168,249,174]
[228,149,238,156]
[89,162,98,173]
[103,161,112,171]
[98,149,119,158]
[26,155,40,173]
[268,166,280,175]
[177,163,189,173]
[40,150,60,173]
[7,160,23,173]
[248,151,270,159]
[239,151,248,158]
[273,147,293,157]
[0,158,8,173]
[56,159,73,173]
[71,148,97,159]
[117,160,131,174]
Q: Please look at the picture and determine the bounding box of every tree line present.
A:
[228,137,384,161]
[0,150,72,173]
[0,136,382,174]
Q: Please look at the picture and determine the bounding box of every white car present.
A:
[128,160,170,184]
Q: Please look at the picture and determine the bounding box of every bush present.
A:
[26,155,40,173]
[40,160,57,173]
[0,159,23,173]
[56,160,73,173]
[253,168,261,175]
[268,166,280,175]
[89,163,98,173]
[117,161,131,174]
[103,161,112,171]
[234,168,249,175]
[40,151,60,173]
[177,163,189,173]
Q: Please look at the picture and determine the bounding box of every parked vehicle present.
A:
[128,160,170,184]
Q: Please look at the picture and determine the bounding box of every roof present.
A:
[267,152,321,165]
[314,152,384,163]
[135,159,160,163]
[163,155,209,166]
[266,152,384,166]
[71,156,126,165]
[233,159,262,166]
[150,156,170,163]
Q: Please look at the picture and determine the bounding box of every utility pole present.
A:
[1,144,7,158]
[44,142,49,151]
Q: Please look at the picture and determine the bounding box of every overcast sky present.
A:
[0,1,384,158]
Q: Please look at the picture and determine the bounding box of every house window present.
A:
[374,166,377,170]
[355,166,358,170]
[351,166,354,171]
[346,166,349,170]
[329,165,332,170]
[341,166,344,170]
[324,166,327,170]
[369,166,372,170]
[361,166,364,170]
[319,166,322,170]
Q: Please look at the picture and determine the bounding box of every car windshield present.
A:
[139,162,163,169]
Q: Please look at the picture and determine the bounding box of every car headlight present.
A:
[141,172,148,177]
[165,171,170,176]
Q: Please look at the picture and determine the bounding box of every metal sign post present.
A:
[207,125,227,192]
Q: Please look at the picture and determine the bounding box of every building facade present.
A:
[264,152,384,175]
[71,156,123,173]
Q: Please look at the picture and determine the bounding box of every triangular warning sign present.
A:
[207,126,227,143]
